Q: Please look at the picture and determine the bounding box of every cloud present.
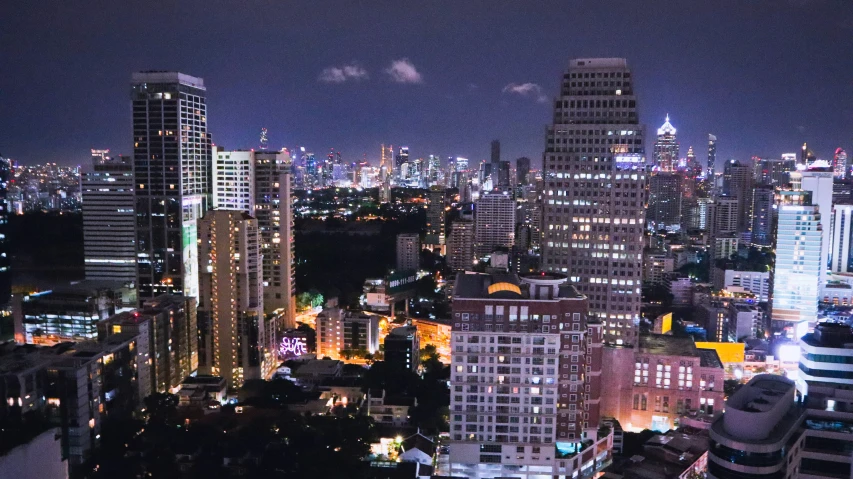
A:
[318,63,369,83]
[385,58,423,84]
[502,82,548,103]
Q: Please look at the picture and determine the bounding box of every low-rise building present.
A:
[602,429,709,479]
[601,335,726,432]
[721,270,770,302]
[384,325,420,372]
[367,389,417,428]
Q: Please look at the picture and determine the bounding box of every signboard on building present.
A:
[386,270,418,295]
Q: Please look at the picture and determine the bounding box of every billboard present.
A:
[695,341,746,364]
[386,270,418,295]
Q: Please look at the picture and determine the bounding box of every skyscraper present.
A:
[131,71,211,302]
[653,114,678,171]
[516,157,531,185]
[490,139,500,164]
[82,152,136,283]
[750,185,775,247]
[707,134,717,180]
[800,163,833,287]
[647,172,683,231]
[395,146,409,179]
[198,210,267,389]
[541,58,645,345]
[496,160,511,190]
[426,186,446,245]
[475,191,515,257]
[446,220,474,271]
[0,155,9,307]
[396,233,420,271]
[211,148,295,325]
[830,203,853,273]
[722,159,753,234]
[771,176,822,330]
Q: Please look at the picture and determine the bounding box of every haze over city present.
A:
[3,0,853,166]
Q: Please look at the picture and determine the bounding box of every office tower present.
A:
[198,210,266,389]
[749,185,775,247]
[253,150,295,323]
[212,148,254,210]
[707,196,739,261]
[448,272,604,479]
[541,58,645,345]
[396,233,420,271]
[456,157,469,173]
[771,181,821,330]
[82,152,136,283]
[516,157,531,185]
[707,134,717,180]
[722,159,753,234]
[490,139,500,165]
[380,144,393,171]
[427,155,441,185]
[497,160,511,190]
[830,203,853,273]
[647,172,683,231]
[684,145,702,177]
[798,322,853,413]
[384,325,419,372]
[800,164,833,287]
[447,220,475,271]
[0,155,11,307]
[395,146,409,178]
[426,186,446,245]
[754,156,794,187]
[475,191,515,257]
[836,148,850,179]
[653,114,678,171]
[132,72,211,302]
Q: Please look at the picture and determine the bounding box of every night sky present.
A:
[2,0,853,168]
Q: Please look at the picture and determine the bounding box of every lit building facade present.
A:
[447,220,475,272]
[541,58,645,346]
[475,191,516,257]
[647,172,683,231]
[770,186,822,329]
[448,272,606,479]
[830,203,853,273]
[82,152,137,283]
[749,185,775,247]
[198,210,267,389]
[132,71,211,302]
[653,115,678,172]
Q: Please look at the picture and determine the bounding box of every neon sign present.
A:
[279,337,308,359]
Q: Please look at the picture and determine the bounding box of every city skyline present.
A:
[3,1,853,167]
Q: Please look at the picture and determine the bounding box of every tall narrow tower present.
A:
[707,134,717,180]
[131,72,211,302]
[653,114,679,171]
[541,58,645,345]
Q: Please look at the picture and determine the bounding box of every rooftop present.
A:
[638,335,723,368]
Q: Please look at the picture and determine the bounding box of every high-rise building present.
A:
[448,272,605,479]
[754,156,794,187]
[198,210,267,389]
[653,115,678,171]
[830,203,853,273]
[447,220,475,272]
[707,134,717,180]
[771,179,822,330]
[0,155,11,307]
[138,294,198,391]
[132,72,211,302]
[253,150,295,324]
[722,159,753,234]
[82,152,136,283]
[800,163,833,287]
[426,186,446,245]
[395,146,409,178]
[212,148,254,211]
[496,160,511,190]
[475,191,515,257]
[316,308,344,360]
[541,58,645,345]
[396,233,420,271]
[516,157,531,186]
[490,139,500,165]
[647,172,683,231]
[836,147,850,179]
[211,148,295,324]
[750,185,775,247]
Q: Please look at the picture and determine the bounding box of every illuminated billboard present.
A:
[386,270,418,295]
[695,341,745,364]
[279,336,308,360]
